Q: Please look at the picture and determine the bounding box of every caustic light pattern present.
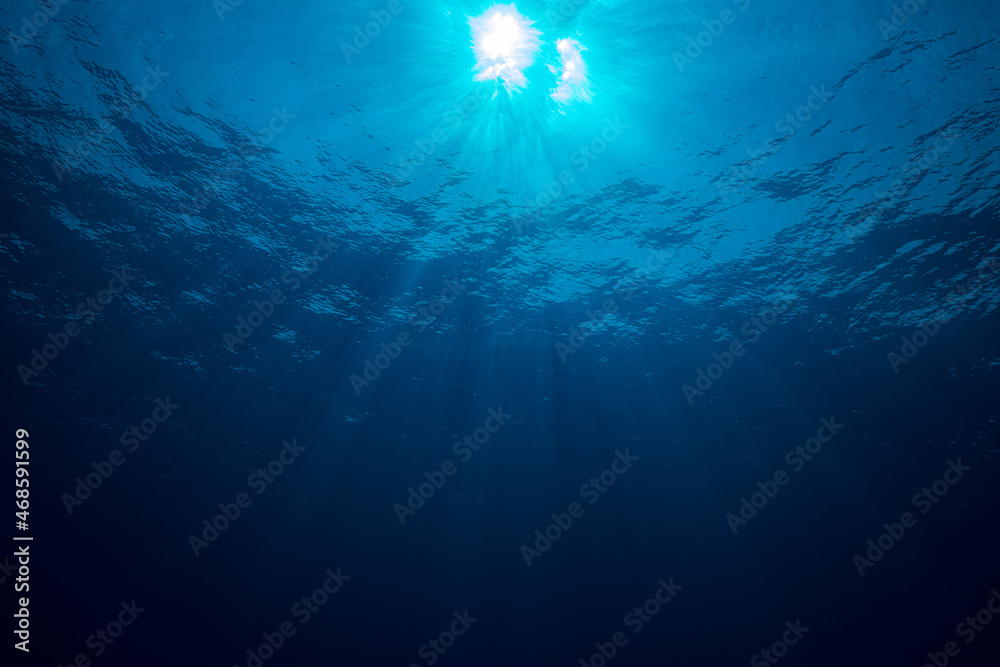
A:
[469,3,591,102]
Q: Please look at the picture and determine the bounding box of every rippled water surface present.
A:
[1,0,999,665]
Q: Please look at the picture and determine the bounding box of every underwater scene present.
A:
[1,0,999,665]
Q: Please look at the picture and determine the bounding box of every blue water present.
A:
[2,0,999,665]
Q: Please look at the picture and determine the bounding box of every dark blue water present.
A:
[2,0,999,665]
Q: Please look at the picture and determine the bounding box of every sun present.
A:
[469,4,541,91]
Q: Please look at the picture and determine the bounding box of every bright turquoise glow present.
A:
[468,4,593,105]
[469,4,542,91]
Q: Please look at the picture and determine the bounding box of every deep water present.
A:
[1,0,999,665]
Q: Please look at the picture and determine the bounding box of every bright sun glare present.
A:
[469,4,541,90]
[483,14,521,58]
